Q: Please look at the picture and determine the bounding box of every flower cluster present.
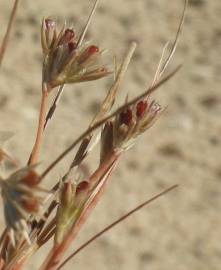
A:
[41,18,111,89]
[0,168,46,244]
[114,98,162,148]
[101,97,162,160]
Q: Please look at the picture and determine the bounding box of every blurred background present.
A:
[0,0,221,269]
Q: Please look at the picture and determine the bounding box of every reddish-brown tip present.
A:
[21,170,40,187]
[87,45,99,55]
[119,109,133,126]
[59,29,75,45]
[136,100,147,118]
[68,42,77,53]
[76,181,89,194]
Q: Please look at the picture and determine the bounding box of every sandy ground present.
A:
[0,0,221,269]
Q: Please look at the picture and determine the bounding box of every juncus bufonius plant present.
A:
[0,0,188,269]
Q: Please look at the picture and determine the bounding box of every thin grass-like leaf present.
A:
[0,0,20,67]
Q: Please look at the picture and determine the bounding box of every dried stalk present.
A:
[77,0,100,47]
[0,0,19,67]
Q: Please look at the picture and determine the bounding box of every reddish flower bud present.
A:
[59,29,75,45]
[65,29,75,39]
[87,45,99,54]
[76,181,89,194]
[68,42,77,53]
[136,100,147,118]
[78,45,99,64]
[119,109,133,126]
[21,170,40,187]
[20,198,39,213]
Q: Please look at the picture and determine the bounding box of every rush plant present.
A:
[0,0,188,270]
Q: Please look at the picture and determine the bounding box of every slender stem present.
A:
[77,0,100,47]
[90,42,137,126]
[28,84,49,165]
[57,184,178,270]
[0,229,7,269]
[38,227,56,247]
[0,229,6,250]
[0,0,20,67]
[0,258,4,270]
[157,0,188,78]
[4,258,26,270]
[4,244,38,270]
[0,233,8,262]
[37,217,56,246]
[0,148,19,167]
[36,200,58,236]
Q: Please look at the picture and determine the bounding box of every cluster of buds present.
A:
[55,179,90,244]
[41,18,111,89]
[101,97,162,161]
[0,168,46,244]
